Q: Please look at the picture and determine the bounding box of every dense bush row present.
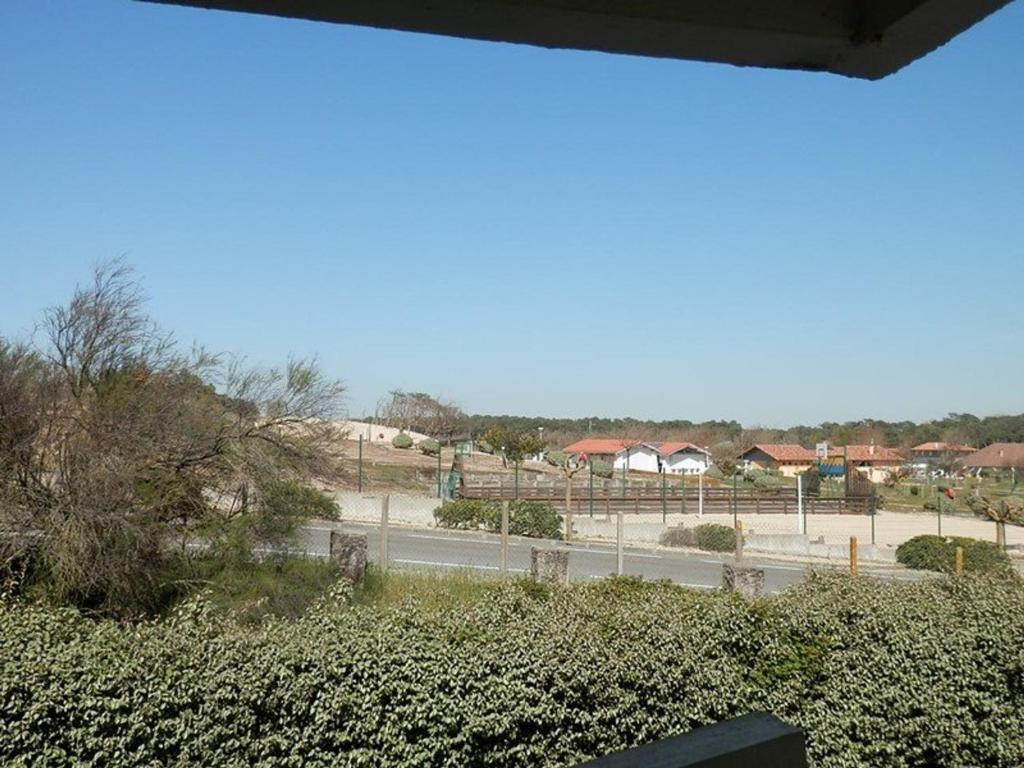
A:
[434,499,562,539]
[2,574,1024,767]
[896,534,1011,574]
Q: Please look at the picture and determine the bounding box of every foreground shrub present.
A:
[896,534,1011,574]
[4,575,1024,767]
[392,433,414,449]
[419,438,441,456]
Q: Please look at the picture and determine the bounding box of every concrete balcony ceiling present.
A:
[140,0,1011,79]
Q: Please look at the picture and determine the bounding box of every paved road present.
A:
[297,522,924,594]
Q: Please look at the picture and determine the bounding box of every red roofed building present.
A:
[739,445,817,477]
[828,444,905,482]
[910,442,977,469]
[561,438,711,475]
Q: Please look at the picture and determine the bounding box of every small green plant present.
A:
[896,534,1012,574]
[591,460,614,479]
[660,524,736,552]
[433,499,495,529]
[418,438,440,456]
[910,485,920,496]
[392,433,413,449]
[693,523,738,552]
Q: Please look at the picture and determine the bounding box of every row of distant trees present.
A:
[454,414,1024,455]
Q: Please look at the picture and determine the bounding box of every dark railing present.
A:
[576,712,807,768]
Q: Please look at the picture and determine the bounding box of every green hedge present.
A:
[659,523,737,553]
[896,534,1011,574]
[391,433,413,449]
[4,575,1024,767]
[434,500,562,539]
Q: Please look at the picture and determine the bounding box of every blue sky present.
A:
[1,1,1022,426]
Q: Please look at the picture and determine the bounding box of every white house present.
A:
[612,442,711,476]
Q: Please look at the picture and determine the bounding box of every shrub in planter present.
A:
[392,433,413,449]
[591,460,614,479]
[694,523,738,552]
[896,534,1012,574]
[418,439,440,457]
[433,499,495,530]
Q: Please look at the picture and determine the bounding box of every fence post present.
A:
[634,487,640,515]
[500,500,509,576]
[616,508,624,576]
[514,461,519,500]
[589,464,594,518]
[797,474,805,534]
[871,506,876,546]
[735,520,744,560]
[849,536,858,576]
[698,472,704,518]
[380,494,390,573]
[680,476,687,515]
[732,474,738,529]
[954,545,964,575]
[358,434,363,493]
[661,472,667,523]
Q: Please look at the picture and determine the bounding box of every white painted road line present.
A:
[393,558,528,573]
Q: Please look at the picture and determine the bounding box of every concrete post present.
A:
[380,494,390,572]
[698,472,704,518]
[849,536,858,576]
[616,508,624,576]
[329,530,368,582]
[955,545,964,575]
[500,500,509,576]
[722,564,764,598]
[530,547,569,584]
[735,520,744,560]
[797,474,804,534]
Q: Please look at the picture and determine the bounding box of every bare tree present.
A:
[377,390,464,443]
[0,261,346,614]
[966,495,1024,548]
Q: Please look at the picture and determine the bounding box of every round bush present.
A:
[433,499,495,530]
[896,534,1012,574]
[391,433,413,449]
[483,501,562,539]
[659,527,696,548]
[418,439,440,457]
[476,439,494,455]
[591,460,614,479]
[693,523,738,552]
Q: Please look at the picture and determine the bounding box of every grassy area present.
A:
[163,555,342,623]
[352,565,511,611]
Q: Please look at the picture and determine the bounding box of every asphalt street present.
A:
[297,522,924,594]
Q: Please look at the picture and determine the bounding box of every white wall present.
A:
[612,445,661,473]
[663,451,710,475]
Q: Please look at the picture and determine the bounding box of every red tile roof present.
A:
[829,445,903,463]
[562,438,635,455]
[741,444,816,462]
[911,442,976,453]
[962,443,1024,468]
[651,441,709,457]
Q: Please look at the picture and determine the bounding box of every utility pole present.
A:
[358,434,363,493]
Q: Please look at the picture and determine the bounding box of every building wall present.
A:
[663,452,710,475]
[613,446,661,473]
